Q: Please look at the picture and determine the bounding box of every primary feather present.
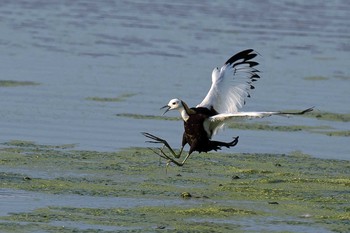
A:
[197,49,259,114]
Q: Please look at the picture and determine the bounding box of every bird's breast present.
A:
[183,114,209,140]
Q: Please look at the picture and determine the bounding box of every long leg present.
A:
[157,149,192,167]
[142,132,184,159]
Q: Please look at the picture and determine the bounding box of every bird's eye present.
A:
[172,102,176,105]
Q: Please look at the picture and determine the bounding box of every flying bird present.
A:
[143,49,313,166]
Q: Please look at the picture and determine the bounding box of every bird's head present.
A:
[161,98,183,115]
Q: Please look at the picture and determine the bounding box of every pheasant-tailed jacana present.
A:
[143,49,313,166]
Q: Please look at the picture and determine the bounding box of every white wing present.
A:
[203,108,314,138]
[197,49,259,113]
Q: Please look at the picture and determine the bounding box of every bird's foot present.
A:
[148,147,184,167]
[142,132,187,166]
[228,136,239,147]
[142,132,167,145]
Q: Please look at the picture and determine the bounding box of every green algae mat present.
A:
[0,141,349,232]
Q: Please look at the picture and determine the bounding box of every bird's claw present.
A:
[230,136,239,146]
[142,132,185,167]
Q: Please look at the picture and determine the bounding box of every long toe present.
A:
[229,136,239,147]
[142,132,165,143]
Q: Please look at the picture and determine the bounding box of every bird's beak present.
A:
[161,105,170,115]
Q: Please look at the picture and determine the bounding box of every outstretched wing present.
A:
[203,107,314,138]
[197,49,260,114]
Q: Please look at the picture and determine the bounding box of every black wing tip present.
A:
[279,107,315,115]
[224,49,259,65]
[251,74,260,82]
[301,106,315,114]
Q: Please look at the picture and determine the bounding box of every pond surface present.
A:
[0,0,349,159]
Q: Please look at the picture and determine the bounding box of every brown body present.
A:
[182,106,238,155]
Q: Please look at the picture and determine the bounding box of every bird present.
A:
[142,49,313,166]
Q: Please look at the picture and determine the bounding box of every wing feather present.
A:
[197,49,260,113]
[204,112,277,137]
[203,107,314,138]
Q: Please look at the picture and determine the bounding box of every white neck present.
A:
[179,108,189,122]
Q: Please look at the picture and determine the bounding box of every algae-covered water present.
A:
[0,0,350,232]
[0,142,349,232]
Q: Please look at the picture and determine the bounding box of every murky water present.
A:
[0,0,349,159]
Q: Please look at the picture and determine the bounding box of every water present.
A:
[0,0,349,159]
[0,188,203,232]
[0,189,192,216]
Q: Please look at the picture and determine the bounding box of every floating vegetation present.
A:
[227,121,328,132]
[116,113,179,121]
[303,74,350,81]
[322,130,350,137]
[303,76,328,81]
[0,80,40,87]
[0,142,349,232]
[304,111,350,122]
[2,140,77,149]
[229,121,349,137]
[86,93,136,102]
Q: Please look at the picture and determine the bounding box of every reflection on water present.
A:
[0,0,349,159]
